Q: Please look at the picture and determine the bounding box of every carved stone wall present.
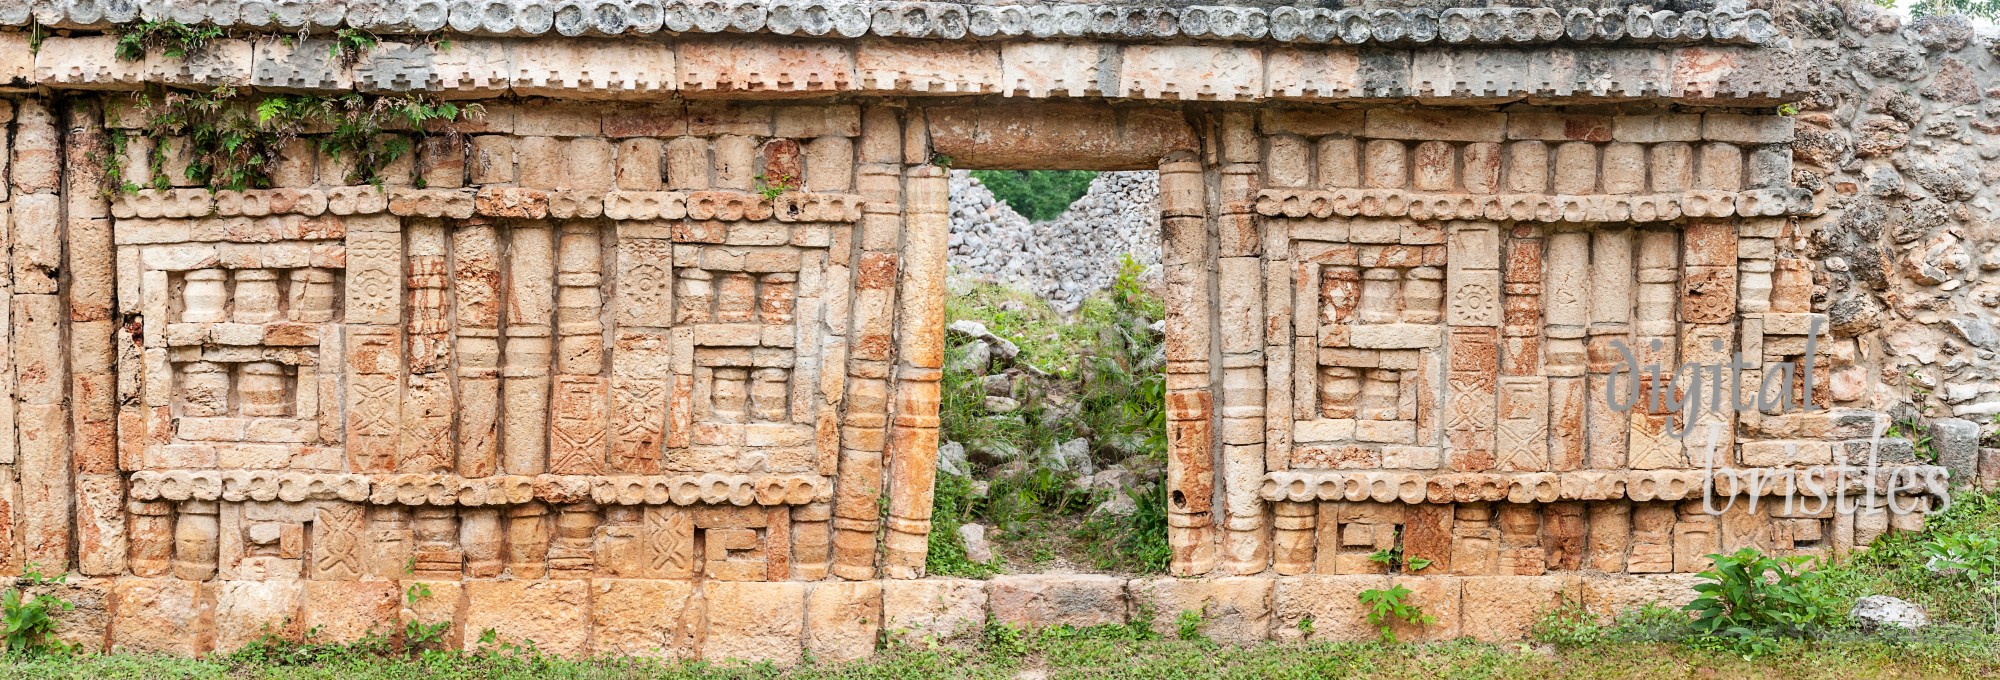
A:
[0,0,1965,664]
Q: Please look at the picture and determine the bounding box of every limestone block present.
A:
[857,40,998,94]
[882,578,988,643]
[1578,573,1703,622]
[214,580,304,652]
[30,577,111,653]
[704,581,806,665]
[1129,577,1274,644]
[806,581,881,663]
[1365,110,1506,143]
[400,580,463,650]
[1273,575,1389,641]
[678,39,854,93]
[304,580,400,644]
[110,578,211,655]
[591,579,696,658]
[1001,42,1108,97]
[1119,45,1262,101]
[1458,575,1578,641]
[463,579,590,657]
[510,40,674,97]
[988,575,1129,629]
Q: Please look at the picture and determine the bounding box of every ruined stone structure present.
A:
[0,0,1978,664]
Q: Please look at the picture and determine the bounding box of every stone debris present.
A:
[948,170,1162,313]
[1849,595,1930,631]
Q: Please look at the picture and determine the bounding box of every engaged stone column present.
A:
[1161,155,1217,576]
[832,108,905,580]
[12,99,71,573]
[503,221,556,475]
[882,166,948,579]
[67,101,125,576]
[1218,114,1270,575]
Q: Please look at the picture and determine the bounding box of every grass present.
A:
[4,631,1998,679]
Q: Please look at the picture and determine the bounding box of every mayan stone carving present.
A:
[0,0,1979,664]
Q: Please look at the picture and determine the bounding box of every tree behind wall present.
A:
[968,170,1099,222]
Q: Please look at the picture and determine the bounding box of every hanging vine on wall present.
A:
[101,85,481,194]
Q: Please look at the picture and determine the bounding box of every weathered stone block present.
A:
[882,578,988,643]
[1458,575,1578,641]
[704,581,806,665]
[591,579,696,658]
[806,581,881,663]
[988,574,1128,629]
[1129,576,1273,644]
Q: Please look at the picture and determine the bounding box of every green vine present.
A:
[107,86,481,193]
[112,19,226,62]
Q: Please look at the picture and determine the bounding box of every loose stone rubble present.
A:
[0,0,1985,664]
[947,170,1161,312]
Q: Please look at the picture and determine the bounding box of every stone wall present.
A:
[947,170,1161,311]
[1780,3,2000,488]
[0,0,1967,664]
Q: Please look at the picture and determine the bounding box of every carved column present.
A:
[611,224,674,475]
[882,166,947,579]
[1586,228,1634,469]
[453,220,504,477]
[1161,155,1217,576]
[1445,222,1502,472]
[1545,228,1591,472]
[401,220,455,473]
[831,108,903,580]
[503,222,555,475]
[550,222,607,475]
[1217,115,1269,574]
[11,99,70,573]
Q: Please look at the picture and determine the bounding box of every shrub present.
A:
[2,567,74,656]
[1685,547,1836,640]
[967,170,1099,221]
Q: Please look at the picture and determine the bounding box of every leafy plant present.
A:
[754,172,796,202]
[967,169,1099,221]
[1878,0,2000,21]
[112,19,226,62]
[1366,540,1433,573]
[1174,609,1207,642]
[3,566,75,656]
[330,28,380,67]
[401,583,450,653]
[1357,585,1433,643]
[924,471,1000,579]
[1684,547,1835,641]
[1530,597,1603,647]
[111,87,480,192]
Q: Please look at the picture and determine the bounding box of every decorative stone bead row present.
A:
[0,1,1778,46]
[1254,188,1813,224]
[117,186,866,221]
[127,470,834,506]
[111,186,388,219]
[1259,467,1953,505]
[11,31,1804,104]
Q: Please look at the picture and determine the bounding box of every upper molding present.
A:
[3,2,1779,47]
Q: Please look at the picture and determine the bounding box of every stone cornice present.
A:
[2,2,1779,47]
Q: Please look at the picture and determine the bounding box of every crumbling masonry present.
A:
[0,0,1981,663]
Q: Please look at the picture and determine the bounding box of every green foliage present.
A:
[1174,609,1207,642]
[1530,597,1604,647]
[3,566,75,656]
[330,28,380,68]
[1880,0,2000,21]
[1684,547,1836,642]
[110,87,481,192]
[1357,585,1433,643]
[1365,539,1433,573]
[1076,481,1171,573]
[112,19,226,62]
[924,472,1000,579]
[1887,416,1938,463]
[967,170,1099,221]
[754,172,796,202]
[402,583,451,652]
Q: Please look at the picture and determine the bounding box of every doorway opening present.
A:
[928,168,1171,577]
